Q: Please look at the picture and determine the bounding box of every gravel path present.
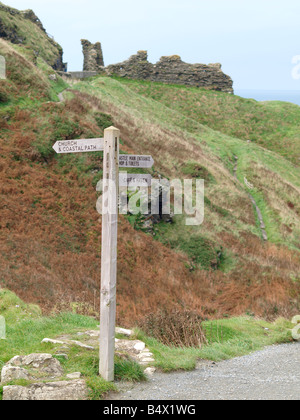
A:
[108,342,300,400]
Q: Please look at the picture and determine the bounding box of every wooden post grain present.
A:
[100,126,120,382]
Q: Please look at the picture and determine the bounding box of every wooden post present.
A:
[100,126,120,382]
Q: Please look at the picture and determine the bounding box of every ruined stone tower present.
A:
[81,40,104,72]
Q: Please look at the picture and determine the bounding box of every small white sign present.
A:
[53,138,104,154]
[119,173,152,187]
[119,155,154,169]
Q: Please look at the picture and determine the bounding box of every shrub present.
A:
[94,112,113,130]
[171,235,223,270]
[52,116,81,141]
[0,90,9,103]
[139,309,207,348]
[114,356,146,382]
[34,116,83,160]
[181,162,216,184]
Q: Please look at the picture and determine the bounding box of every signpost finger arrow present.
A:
[53,138,104,154]
[119,155,154,169]
[119,173,152,187]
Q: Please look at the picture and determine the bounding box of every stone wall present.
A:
[81,40,104,72]
[60,71,98,80]
[105,50,234,93]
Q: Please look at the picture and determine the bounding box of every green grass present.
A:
[0,39,69,109]
[118,77,300,166]
[0,290,295,399]
[135,317,294,372]
[154,221,225,270]
[0,289,145,400]
[55,347,145,400]
[181,161,216,184]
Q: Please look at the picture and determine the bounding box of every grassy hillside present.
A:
[0,2,63,69]
[74,77,300,248]
[0,38,60,104]
[118,78,300,166]
[0,34,299,326]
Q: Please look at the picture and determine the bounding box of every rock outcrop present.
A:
[106,51,234,93]
[3,380,88,401]
[1,354,64,384]
[1,353,88,401]
[0,3,66,71]
[0,326,156,400]
[21,9,46,32]
[81,39,104,72]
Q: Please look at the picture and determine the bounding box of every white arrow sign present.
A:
[119,155,154,169]
[53,138,104,154]
[119,173,152,187]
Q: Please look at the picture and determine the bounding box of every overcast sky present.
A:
[4,0,300,90]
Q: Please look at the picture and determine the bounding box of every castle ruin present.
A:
[106,51,234,93]
[81,43,234,93]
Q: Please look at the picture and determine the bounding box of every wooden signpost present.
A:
[99,127,119,382]
[53,127,154,382]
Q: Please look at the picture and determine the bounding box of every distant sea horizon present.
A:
[235,90,300,106]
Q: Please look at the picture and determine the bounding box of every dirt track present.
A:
[108,342,300,401]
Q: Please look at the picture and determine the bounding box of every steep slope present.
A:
[0,37,56,103]
[0,39,210,326]
[74,77,300,250]
[0,33,299,325]
[70,77,300,319]
[118,79,300,166]
[0,2,64,70]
